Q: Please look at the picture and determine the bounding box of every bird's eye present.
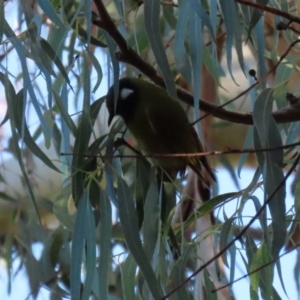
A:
[120,88,134,100]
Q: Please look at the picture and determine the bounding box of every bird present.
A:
[106,77,215,183]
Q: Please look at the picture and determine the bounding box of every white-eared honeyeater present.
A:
[106,77,215,182]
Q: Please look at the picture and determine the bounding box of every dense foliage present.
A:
[0,0,300,299]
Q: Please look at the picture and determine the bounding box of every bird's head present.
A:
[106,77,140,126]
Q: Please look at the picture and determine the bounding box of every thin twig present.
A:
[61,139,300,160]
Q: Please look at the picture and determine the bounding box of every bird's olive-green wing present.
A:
[125,79,215,180]
[127,88,199,169]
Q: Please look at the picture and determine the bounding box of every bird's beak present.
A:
[108,114,114,126]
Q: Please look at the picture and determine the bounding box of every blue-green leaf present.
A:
[37,0,65,28]
[143,170,160,261]
[254,18,267,88]
[70,190,88,300]
[14,91,60,172]
[237,126,254,178]
[173,0,192,84]
[248,0,269,33]
[253,89,286,258]
[170,244,196,298]
[189,9,203,137]
[72,111,92,205]
[233,3,245,74]
[0,0,4,43]
[192,0,215,40]
[54,88,76,135]
[89,50,103,93]
[3,74,40,222]
[81,191,96,300]
[121,254,138,300]
[40,38,71,87]
[83,0,92,45]
[59,83,72,177]
[219,0,237,83]
[117,176,164,299]
[144,0,177,99]
[98,189,112,300]
[4,31,52,137]
[102,29,119,88]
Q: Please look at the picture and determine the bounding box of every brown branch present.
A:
[93,0,300,126]
[235,0,300,25]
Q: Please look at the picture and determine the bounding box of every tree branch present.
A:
[235,0,300,25]
[93,0,300,125]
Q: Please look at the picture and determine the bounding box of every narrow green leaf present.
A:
[254,18,268,88]
[60,83,72,173]
[252,243,273,300]
[0,192,19,204]
[144,0,177,99]
[88,51,103,93]
[102,29,120,86]
[275,260,288,298]
[53,186,74,231]
[209,0,218,37]
[37,0,65,28]
[253,128,265,177]
[121,254,138,300]
[78,26,108,47]
[192,0,215,40]
[248,0,269,33]
[169,245,196,299]
[72,111,92,205]
[71,190,89,300]
[5,31,52,136]
[202,46,221,87]
[184,192,237,229]
[136,158,152,228]
[41,230,65,283]
[253,89,286,258]
[237,126,254,178]
[3,74,41,222]
[53,90,77,135]
[13,90,60,172]
[162,5,177,29]
[248,196,264,229]
[245,236,259,299]
[173,0,192,84]
[40,38,71,86]
[0,108,10,126]
[204,268,218,300]
[189,9,203,136]
[83,0,92,45]
[81,191,96,300]
[219,0,237,83]
[219,154,240,190]
[0,0,4,43]
[233,3,245,75]
[98,189,112,300]
[82,53,91,112]
[219,217,234,267]
[143,170,160,261]
[104,165,118,207]
[117,177,164,299]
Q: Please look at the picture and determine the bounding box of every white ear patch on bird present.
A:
[120,88,134,100]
